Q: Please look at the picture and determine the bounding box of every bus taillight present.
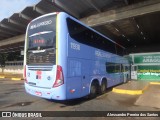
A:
[53,65,64,88]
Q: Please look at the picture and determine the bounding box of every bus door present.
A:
[122,64,127,83]
[122,65,130,83]
[131,65,138,80]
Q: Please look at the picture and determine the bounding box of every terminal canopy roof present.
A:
[0,0,160,53]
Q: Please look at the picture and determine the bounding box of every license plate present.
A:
[35,91,42,96]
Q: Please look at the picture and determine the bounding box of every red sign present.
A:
[36,71,42,80]
[34,39,44,44]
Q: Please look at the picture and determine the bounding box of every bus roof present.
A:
[29,12,125,49]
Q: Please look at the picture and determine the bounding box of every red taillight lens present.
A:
[53,65,64,88]
[24,65,28,83]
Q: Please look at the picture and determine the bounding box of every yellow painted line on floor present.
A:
[150,82,160,85]
[11,78,22,81]
[112,88,143,95]
[0,76,5,78]
[112,84,150,95]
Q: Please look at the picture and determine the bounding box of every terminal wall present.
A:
[0,35,25,74]
[4,61,23,74]
[0,61,23,74]
[130,53,160,81]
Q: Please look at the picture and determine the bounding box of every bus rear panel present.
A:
[24,13,66,100]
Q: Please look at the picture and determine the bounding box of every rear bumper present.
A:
[24,83,66,100]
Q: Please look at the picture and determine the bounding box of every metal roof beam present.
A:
[86,0,101,13]
[0,34,25,47]
[0,24,23,33]
[0,33,9,38]
[53,0,80,18]
[0,37,5,40]
[0,36,5,39]
[124,0,129,5]
[33,6,47,14]
[81,0,160,27]
[0,28,17,36]
[8,19,26,28]
[19,13,32,21]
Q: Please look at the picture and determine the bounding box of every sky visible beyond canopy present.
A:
[0,0,40,21]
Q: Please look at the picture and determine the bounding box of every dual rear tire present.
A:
[89,82,98,98]
[100,80,107,94]
[89,80,107,99]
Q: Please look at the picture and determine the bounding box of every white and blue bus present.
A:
[24,12,130,100]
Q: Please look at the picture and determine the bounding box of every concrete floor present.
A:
[135,84,160,108]
[0,78,160,120]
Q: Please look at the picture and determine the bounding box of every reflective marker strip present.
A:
[150,82,160,85]
[56,15,58,64]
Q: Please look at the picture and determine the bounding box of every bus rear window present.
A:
[28,31,56,50]
[27,15,56,50]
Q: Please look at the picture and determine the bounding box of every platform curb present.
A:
[112,88,143,95]
[150,82,160,85]
[112,84,149,95]
[0,76,5,79]
[11,78,23,81]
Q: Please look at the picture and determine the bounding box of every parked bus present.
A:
[24,12,130,100]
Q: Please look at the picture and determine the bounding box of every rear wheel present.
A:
[89,81,98,98]
[100,80,107,94]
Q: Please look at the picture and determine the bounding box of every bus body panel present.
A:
[66,21,127,98]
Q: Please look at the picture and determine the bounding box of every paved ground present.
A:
[0,78,160,120]
[135,84,160,108]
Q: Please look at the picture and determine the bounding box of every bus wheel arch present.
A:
[89,79,99,98]
[100,78,107,94]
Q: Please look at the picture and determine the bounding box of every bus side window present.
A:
[121,64,124,72]
[115,64,121,73]
[106,62,121,73]
[66,18,116,54]
[106,62,115,73]
[125,66,129,71]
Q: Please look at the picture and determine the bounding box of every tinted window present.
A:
[27,15,56,50]
[106,62,121,73]
[67,18,116,54]
[28,32,56,50]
